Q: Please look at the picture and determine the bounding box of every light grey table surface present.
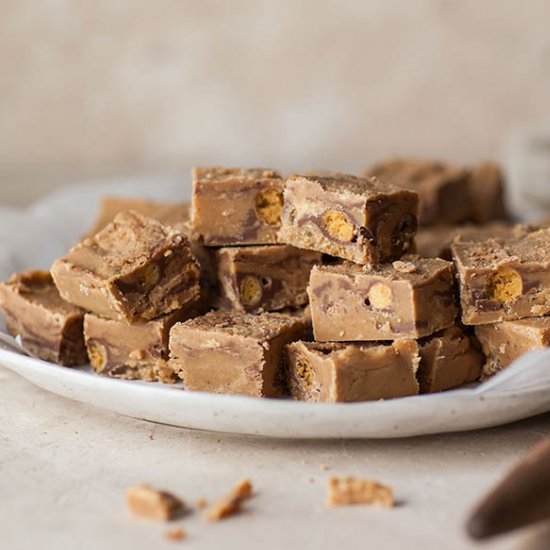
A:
[2,183,550,550]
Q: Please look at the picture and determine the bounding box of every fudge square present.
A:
[451,228,550,325]
[417,327,483,393]
[0,270,87,366]
[84,298,208,383]
[367,158,470,226]
[169,311,308,397]
[51,211,201,324]
[191,167,284,246]
[215,245,321,313]
[475,317,550,379]
[279,174,418,265]
[308,256,457,341]
[285,340,420,403]
[467,161,509,224]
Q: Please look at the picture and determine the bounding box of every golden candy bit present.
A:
[255,188,284,226]
[322,210,355,242]
[368,283,393,310]
[87,341,107,371]
[486,267,523,304]
[239,275,263,307]
[296,356,314,389]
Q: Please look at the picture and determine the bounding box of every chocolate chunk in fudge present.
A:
[169,311,308,397]
[279,173,418,265]
[451,228,550,325]
[417,326,483,393]
[214,245,321,313]
[308,255,457,341]
[367,158,470,226]
[475,317,550,378]
[191,167,284,246]
[0,270,86,366]
[286,340,420,403]
[51,211,201,324]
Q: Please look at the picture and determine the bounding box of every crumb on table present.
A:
[126,485,184,522]
[165,528,187,542]
[204,480,253,522]
[327,477,394,508]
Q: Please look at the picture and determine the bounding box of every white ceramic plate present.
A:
[1,177,550,439]
[1,340,550,439]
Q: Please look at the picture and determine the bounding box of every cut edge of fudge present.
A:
[286,339,420,403]
[279,173,419,265]
[51,210,201,323]
[169,311,308,397]
[0,269,87,366]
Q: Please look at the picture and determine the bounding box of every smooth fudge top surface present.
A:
[287,173,415,199]
[493,317,550,331]
[1,270,82,316]
[452,228,550,270]
[175,310,304,340]
[193,167,281,182]
[59,211,191,279]
[313,255,452,283]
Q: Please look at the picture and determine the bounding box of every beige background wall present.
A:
[1,0,550,204]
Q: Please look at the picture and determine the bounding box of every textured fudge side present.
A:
[367,158,471,226]
[286,340,420,403]
[451,228,550,325]
[51,211,201,323]
[85,196,190,238]
[416,222,514,260]
[475,317,550,378]
[84,300,208,383]
[169,311,308,397]
[191,167,284,246]
[308,256,457,341]
[279,174,418,265]
[467,162,509,224]
[417,327,483,393]
[215,245,321,312]
[0,270,86,366]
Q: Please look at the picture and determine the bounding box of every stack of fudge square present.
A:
[1,163,549,403]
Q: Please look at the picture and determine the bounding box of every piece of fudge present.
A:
[215,245,321,313]
[279,174,418,265]
[308,256,457,341]
[85,196,190,238]
[417,327,483,393]
[84,298,208,382]
[169,311,308,397]
[467,162,509,224]
[191,167,284,246]
[285,340,420,403]
[475,317,550,378]
[0,270,87,366]
[51,211,201,324]
[451,228,550,325]
[416,222,514,260]
[367,158,471,226]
